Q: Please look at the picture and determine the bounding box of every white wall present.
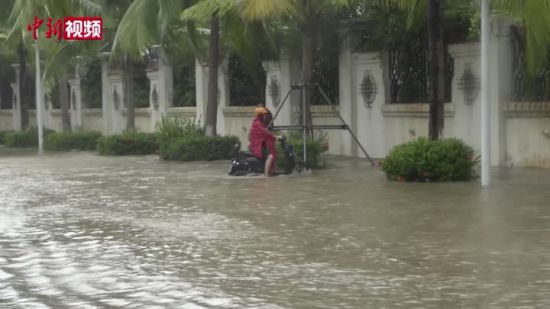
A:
[0,110,12,131]
[223,106,252,148]
[3,42,550,169]
[338,41,516,166]
[167,107,196,121]
[505,102,550,167]
[82,109,103,132]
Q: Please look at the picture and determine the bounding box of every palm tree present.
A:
[491,0,550,72]
[180,0,240,136]
[42,36,102,132]
[41,1,101,132]
[3,0,35,131]
[241,0,353,133]
[110,0,197,132]
[6,0,100,136]
[365,0,445,139]
[372,0,550,140]
[205,13,219,137]
[180,0,278,136]
[6,0,58,149]
[426,0,444,140]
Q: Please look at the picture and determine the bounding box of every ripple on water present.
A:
[1,152,550,308]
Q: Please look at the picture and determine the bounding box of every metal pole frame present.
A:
[268,82,376,167]
[268,86,295,128]
[316,85,375,166]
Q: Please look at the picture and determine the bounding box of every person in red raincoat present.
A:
[249,106,279,176]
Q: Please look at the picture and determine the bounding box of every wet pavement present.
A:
[1,148,550,308]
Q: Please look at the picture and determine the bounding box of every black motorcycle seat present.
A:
[239,150,260,159]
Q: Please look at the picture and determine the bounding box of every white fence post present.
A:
[146,46,173,132]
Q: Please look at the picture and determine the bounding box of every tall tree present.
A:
[57,69,71,131]
[16,41,30,130]
[6,0,100,133]
[205,13,219,136]
[373,0,550,139]
[491,0,550,72]
[114,0,275,136]
[180,0,240,136]
[41,1,101,132]
[426,0,444,139]
[241,0,352,133]
[111,0,195,132]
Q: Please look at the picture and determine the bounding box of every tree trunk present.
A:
[17,42,29,130]
[58,70,72,132]
[205,14,219,137]
[301,19,314,136]
[427,0,445,140]
[124,56,135,132]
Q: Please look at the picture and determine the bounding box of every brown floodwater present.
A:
[1,148,549,308]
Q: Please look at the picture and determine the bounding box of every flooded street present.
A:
[1,149,550,308]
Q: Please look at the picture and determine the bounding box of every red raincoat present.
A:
[249,116,277,174]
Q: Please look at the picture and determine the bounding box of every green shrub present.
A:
[4,128,54,148]
[161,135,239,161]
[276,133,328,168]
[382,137,478,182]
[156,117,236,161]
[44,131,102,151]
[156,117,204,156]
[0,131,13,144]
[97,132,158,156]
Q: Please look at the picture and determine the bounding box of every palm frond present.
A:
[43,42,73,80]
[72,0,102,15]
[159,0,181,40]
[185,21,209,62]
[492,0,550,72]
[240,0,296,21]
[112,0,160,59]
[181,0,238,22]
[315,0,359,16]
[523,0,550,71]
[405,0,426,31]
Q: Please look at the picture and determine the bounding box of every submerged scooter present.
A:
[228,136,306,176]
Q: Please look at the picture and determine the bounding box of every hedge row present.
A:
[45,131,102,151]
[0,131,12,144]
[3,128,54,147]
[161,136,239,161]
[2,122,329,167]
[97,132,158,155]
[156,118,238,161]
[382,137,478,182]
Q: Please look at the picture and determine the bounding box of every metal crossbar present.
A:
[274,125,349,130]
[268,82,375,166]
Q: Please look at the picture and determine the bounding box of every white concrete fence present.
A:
[1,28,550,168]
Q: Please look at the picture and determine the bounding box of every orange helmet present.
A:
[255,106,269,117]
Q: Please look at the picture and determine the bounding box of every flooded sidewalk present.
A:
[1,149,549,308]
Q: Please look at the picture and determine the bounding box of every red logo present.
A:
[26,16,102,41]
[64,17,103,40]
